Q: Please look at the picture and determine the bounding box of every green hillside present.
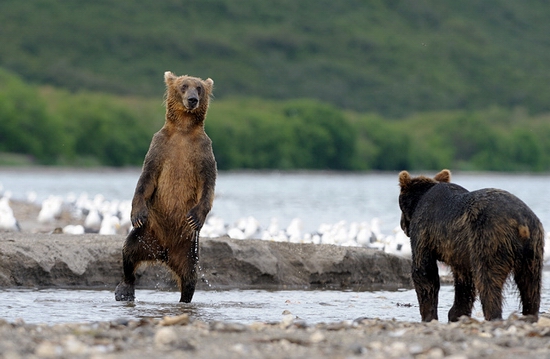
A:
[1,0,550,116]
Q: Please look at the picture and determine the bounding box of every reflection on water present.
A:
[2,272,549,325]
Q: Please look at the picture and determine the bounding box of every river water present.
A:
[1,168,550,324]
[2,273,550,325]
[1,168,550,234]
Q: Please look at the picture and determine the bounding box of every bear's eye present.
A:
[197,86,202,95]
[181,84,188,91]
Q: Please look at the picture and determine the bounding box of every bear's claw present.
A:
[186,215,198,230]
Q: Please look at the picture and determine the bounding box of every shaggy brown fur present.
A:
[398,169,543,322]
[115,71,217,303]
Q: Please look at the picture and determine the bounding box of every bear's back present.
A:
[414,184,542,236]
[415,182,470,219]
[465,188,541,226]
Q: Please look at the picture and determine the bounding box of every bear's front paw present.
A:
[186,208,203,231]
[131,208,149,228]
[186,215,199,231]
[115,282,135,301]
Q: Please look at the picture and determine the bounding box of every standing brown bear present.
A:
[115,71,217,303]
[398,169,543,322]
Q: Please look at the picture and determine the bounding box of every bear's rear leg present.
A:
[476,269,508,321]
[514,252,542,317]
[180,278,198,303]
[168,231,200,303]
[115,243,140,301]
[115,228,165,301]
[412,257,440,322]
[448,271,476,322]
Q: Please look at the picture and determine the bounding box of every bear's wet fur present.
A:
[115,71,216,303]
[398,169,543,322]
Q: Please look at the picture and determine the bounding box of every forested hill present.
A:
[1,0,550,117]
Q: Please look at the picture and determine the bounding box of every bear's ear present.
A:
[164,71,177,85]
[204,78,214,88]
[398,171,412,189]
[434,169,451,183]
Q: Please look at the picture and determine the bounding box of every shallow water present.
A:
[2,272,549,325]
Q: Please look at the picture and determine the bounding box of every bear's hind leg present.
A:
[475,268,507,321]
[181,232,199,303]
[179,278,198,303]
[115,228,165,301]
[448,270,476,322]
[412,255,440,322]
[514,249,542,317]
[167,231,199,303]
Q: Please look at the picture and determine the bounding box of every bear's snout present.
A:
[186,97,199,110]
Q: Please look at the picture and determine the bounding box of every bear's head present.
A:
[398,169,451,236]
[164,71,214,118]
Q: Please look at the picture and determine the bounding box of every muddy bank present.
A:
[0,233,412,291]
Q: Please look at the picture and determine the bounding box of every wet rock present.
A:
[537,316,550,327]
[0,233,412,291]
[210,322,248,332]
[309,331,325,343]
[35,341,62,358]
[159,314,190,326]
[154,327,178,347]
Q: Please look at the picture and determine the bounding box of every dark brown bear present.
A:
[115,71,217,303]
[398,169,543,322]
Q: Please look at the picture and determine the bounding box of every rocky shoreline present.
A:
[2,311,550,358]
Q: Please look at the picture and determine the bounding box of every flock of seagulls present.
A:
[201,215,412,257]
[34,192,132,235]
[0,183,413,258]
[2,183,550,262]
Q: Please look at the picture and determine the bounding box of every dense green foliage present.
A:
[0,70,66,164]
[1,0,550,117]
[44,90,158,166]
[206,99,356,170]
[0,69,161,166]
[2,70,550,172]
[350,108,550,172]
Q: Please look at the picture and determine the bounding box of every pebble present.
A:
[35,341,61,358]
[154,327,178,347]
[537,316,550,327]
[309,331,325,343]
[159,314,190,326]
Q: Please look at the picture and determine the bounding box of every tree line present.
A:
[1,69,549,172]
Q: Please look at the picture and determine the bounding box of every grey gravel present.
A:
[1,313,550,358]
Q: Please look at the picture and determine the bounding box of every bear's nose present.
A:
[188,97,198,108]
